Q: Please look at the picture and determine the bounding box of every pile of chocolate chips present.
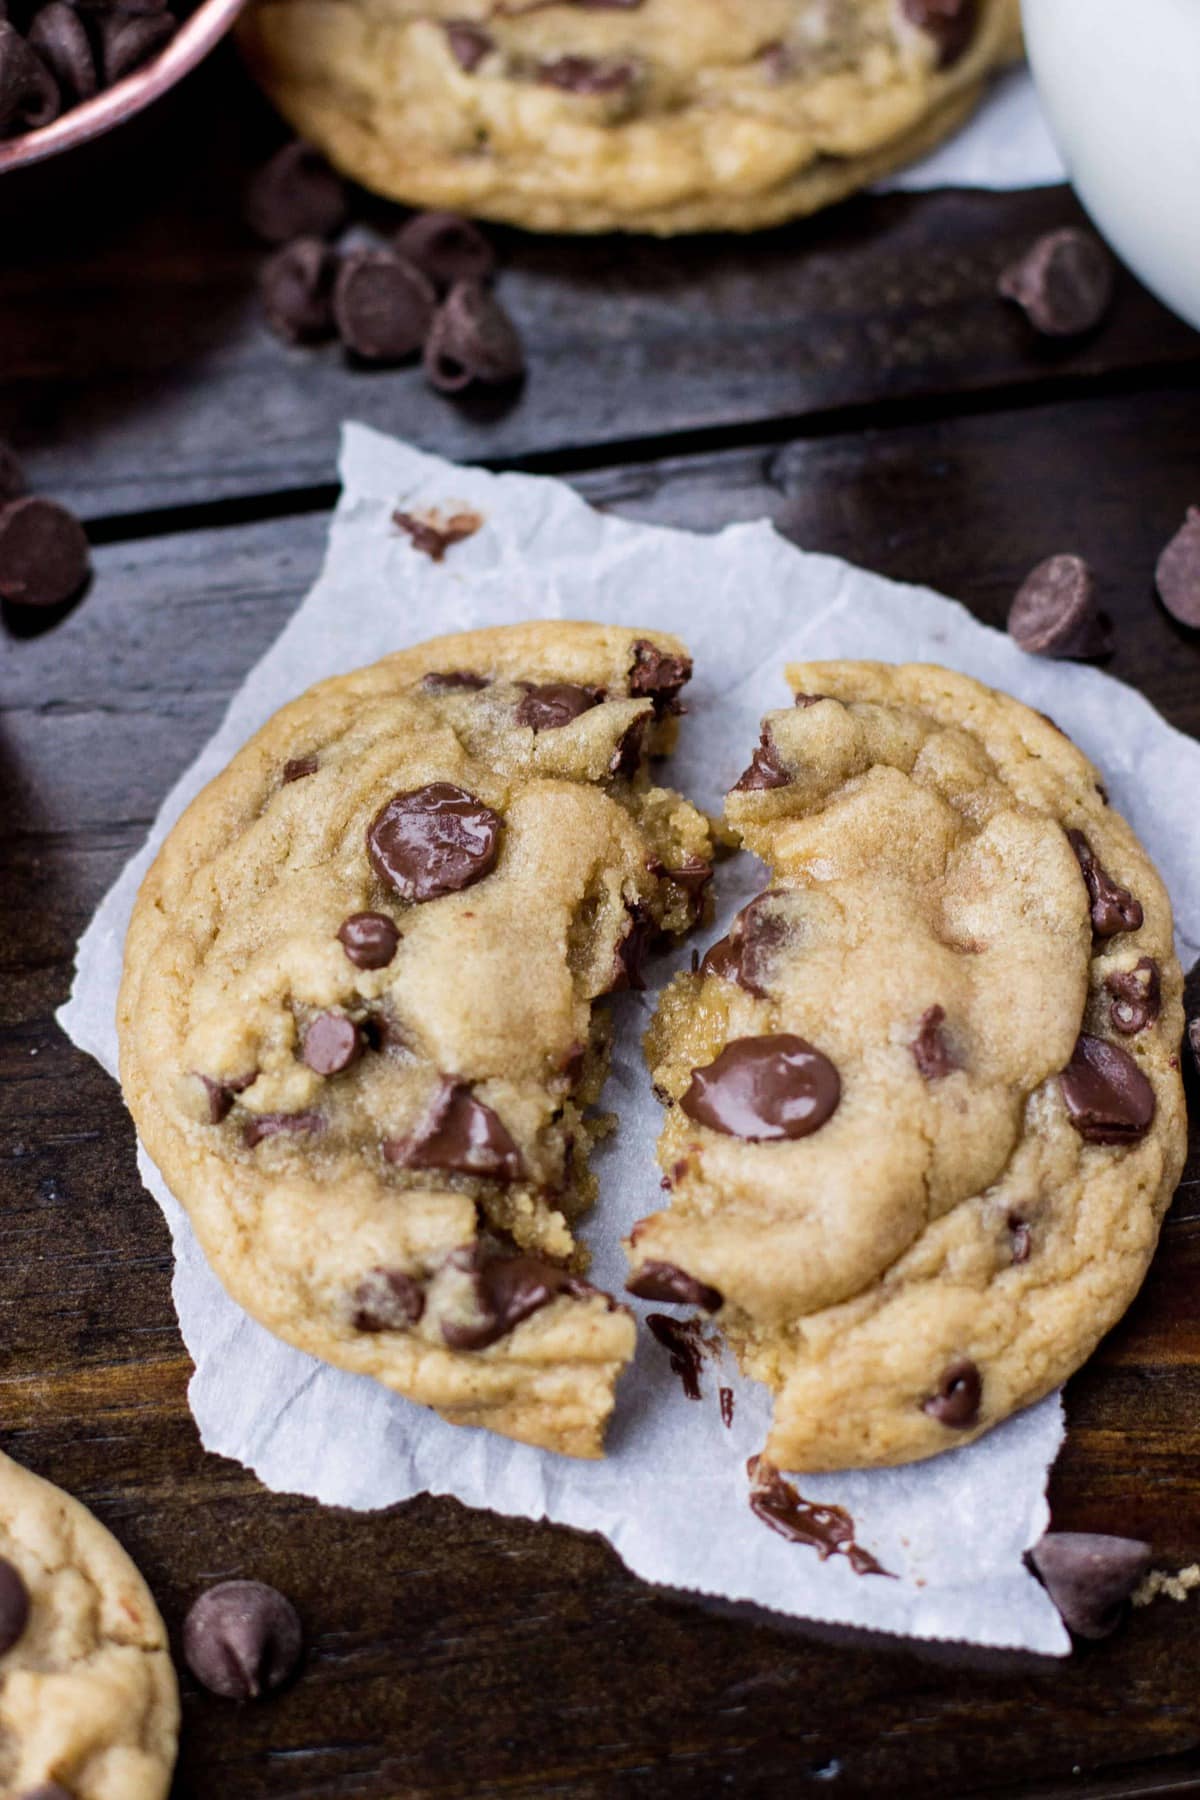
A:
[0,440,91,613]
[0,0,179,138]
[248,141,525,394]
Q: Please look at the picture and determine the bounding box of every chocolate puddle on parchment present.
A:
[747,1456,893,1578]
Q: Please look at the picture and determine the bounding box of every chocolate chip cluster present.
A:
[0,0,178,139]
[248,140,525,393]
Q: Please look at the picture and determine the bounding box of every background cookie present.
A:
[238,0,1024,235]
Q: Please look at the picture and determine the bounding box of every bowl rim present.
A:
[0,0,248,175]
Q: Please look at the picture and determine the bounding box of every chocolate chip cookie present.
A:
[633,663,1186,1470]
[119,623,712,1458]
[0,1449,178,1799]
[238,0,1023,235]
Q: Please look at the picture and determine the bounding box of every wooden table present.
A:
[3,50,1200,1800]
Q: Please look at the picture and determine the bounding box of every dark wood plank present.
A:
[4,386,1200,1799]
[2,52,1198,523]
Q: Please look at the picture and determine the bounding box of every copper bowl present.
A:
[0,0,248,175]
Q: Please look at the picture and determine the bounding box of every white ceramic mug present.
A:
[1022,0,1200,332]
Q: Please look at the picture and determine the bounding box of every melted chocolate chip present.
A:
[198,1070,255,1125]
[1067,830,1144,938]
[334,250,436,363]
[663,857,713,919]
[515,681,602,732]
[1107,957,1161,1036]
[699,935,739,982]
[444,20,493,70]
[441,1246,594,1350]
[421,669,490,692]
[282,755,317,783]
[352,1266,425,1331]
[747,1457,891,1577]
[626,1261,723,1313]
[386,1079,523,1181]
[301,1012,361,1076]
[900,0,977,66]
[720,1386,735,1428]
[1028,1531,1151,1639]
[1156,508,1200,630]
[368,782,502,903]
[609,712,649,779]
[0,496,90,609]
[647,1313,706,1399]
[730,894,790,997]
[1008,1213,1032,1264]
[537,54,636,93]
[242,1112,322,1149]
[1060,1034,1156,1145]
[911,1005,955,1080]
[681,1035,841,1142]
[392,508,481,562]
[628,638,691,714]
[244,140,347,245]
[395,210,495,291]
[261,237,339,345]
[183,1579,302,1700]
[610,902,653,993]
[338,911,400,969]
[922,1358,982,1429]
[1007,554,1112,660]
[0,1557,29,1654]
[424,279,525,392]
[732,725,789,792]
[999,227,1115,338]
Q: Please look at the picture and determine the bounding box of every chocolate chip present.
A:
[368,782,502,903]
[183,1579,302,1700]
[261,237,339,344]
[198,1070,254,1125]
[609,712,648,779]
[1107,957,1161,1036]
[0,441,25,504]
[352,1265,425,1331]
[647,1312,706,1399]
[0,496,90,609]
[515,681,602,732]
[537,54,636,93]
[922,1357,981,1429]
[395,211,495,291]
[1060,1034,1156,1145]
[0,1557,29,1654]
[444,20,492,71]
[337,911,399,969]
[98,11,176,84]
[911,1005,955,1079]
[244,140,348,245]
[386,1079,523,1181]
[441,1245,594,1351]
[626,1260,722,1312]
[728,894,789,997]
[301,1012,361,1076]
[282,755,317,783]
[662,857,712,919]
[628,638,691,714]
[424,279,525,392]
[421,669,490,692]
[681,1034,841,1142]
[0,23,58,135]
[1007,554,1112,660]
[732,725,789,792]
[392,508,481,561]
[1008,1214,1032,1263]
[999,227,1115,338]
[334,250,436,364]
[699,935,739,982]
[1029,1531,1151,1639]
[1155,507,1200,629]
[900,0,977,65]
[609,901,653,993]
[27,3,95,103]
[242,1111,322,1149]
[1067,830,1143,938]
[720,1386,735,1427]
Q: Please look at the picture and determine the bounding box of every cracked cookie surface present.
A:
[0,1450,178,1800]
[238,0,1023,234]
[119,622,712,1458]
[633,662,1186,1471]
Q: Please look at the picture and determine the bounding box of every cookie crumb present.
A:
[393,505,483,562]
[1132,1563,1200,1608]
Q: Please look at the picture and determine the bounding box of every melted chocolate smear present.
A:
[681,1035,841,1142]
[647,1313,708,1400]
[282,755,317,784]
[699,935,739,981]
[442,1245,596,1350]
[368,782,502,903]
[1067,830,1144,938]
[421,669,490,692]
[385,1078,524,1181]
[1107,957,1161,1036]
[720,1386,735,1429]
[628,638,691,714]
[515,681,602,732]
[393,508,481,562]
[609,711,649,779]
[353,1266,425,1331]
[747,1457,892,1578]
[626,1260,723,1312]
[922,1358,982,1429]
[610,902,653,993]
[731,895,790,998]
[911,1005,955,1080]
[1029,1531,1151,1640]
[1060,1034,1156,1144]
[732,726,789,793]
[664,857,713,920]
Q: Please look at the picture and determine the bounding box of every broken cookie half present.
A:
[631,662,1186,1471]
[119,622,712,1457]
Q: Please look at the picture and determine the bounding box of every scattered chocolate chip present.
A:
[911,1005,955,1079]
[0,1557,29,1654]
[732,725,789,792]
[537,53,636,93]
[516,681,602,732]
[386,1079,523,1181]
[1107,957,1162,1036]
[1067,830,1143,938]
[183,1579,302,1701]
[0,22,58,135]
[900,0,977,65]
[27,3,95,103]
[368,782,502,903]
[609,712,649,779]
[747,1456,891,1576]
[242,1111,322,1149]
[681,1035,841,1142]
[282,755,317,783]
[244,140,348,245]
[260,237,339,344]
[421,669,490,692]
[647,1312,706,1399]
[395,211,495,291]
[352,1265,425,1331]
[1060,1034,1156,1145]
[998,227,1115,338]
[198,1070,254,1125]
[0,496,90,609]
[720,1386,734,1428]
[334,250,436,364]
[301,1012,361,1076]
[628,638,691,714]
[627,1260,722,1312]
[444,19,493,71]
[1155,507,1200,629]
[609,902,653,993]
[337,910,399,969]
[0,441,25,504]
[98,10,175,85]
[1028,1531,1151,1639]
[1008,1214,1032,1263]
[424,279,525,391]
[922,1357,981,1429]
[392,507,481,561]
[1007,554,1112,660]
[441,1244,594,1350]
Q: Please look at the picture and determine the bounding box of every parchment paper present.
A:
[60,426,1200,1655]
[885,65,1065,192]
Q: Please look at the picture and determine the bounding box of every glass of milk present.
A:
[1022,0,1200,332]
